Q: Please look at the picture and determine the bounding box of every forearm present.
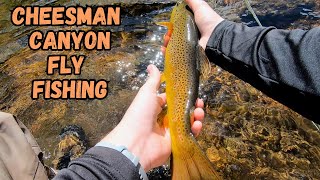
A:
[205,20,320,122]
[53,146,140,180]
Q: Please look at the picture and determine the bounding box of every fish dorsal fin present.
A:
[196,45,211,81]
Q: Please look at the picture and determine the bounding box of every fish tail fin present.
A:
[171,138,221,180]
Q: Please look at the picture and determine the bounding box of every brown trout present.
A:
[159,1,221,179]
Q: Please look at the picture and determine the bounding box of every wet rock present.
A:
[52,125,88,170]
[147,165,171,180]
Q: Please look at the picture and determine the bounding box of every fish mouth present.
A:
[175,1,193,14]
[185,4,192,13]
[176,0,183,5]
[176,1,193,14]
[176,0,187,6]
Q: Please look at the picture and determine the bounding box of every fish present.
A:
[158,1,221,179]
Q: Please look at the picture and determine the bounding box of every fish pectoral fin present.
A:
[157,106,168,128]
[197,45,211,80]
[163,114,169,128]
[158,22,173,44]
[156,22,173,31]
[160,73,166,84]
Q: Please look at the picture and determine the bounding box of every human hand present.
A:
[163,0,224,49]
[100,64,205,171]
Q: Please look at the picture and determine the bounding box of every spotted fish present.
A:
[159,1,221,179]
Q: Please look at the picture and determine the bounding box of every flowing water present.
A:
[0,0,320,179]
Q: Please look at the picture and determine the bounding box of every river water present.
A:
[0,0,319,179]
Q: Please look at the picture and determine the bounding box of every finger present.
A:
[143,64,161,92]
[196,98,204,108]
[191,121,202,137]
[194,108,204,122]
[157,93,167,108]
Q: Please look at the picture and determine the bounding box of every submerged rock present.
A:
[52,125,88,170]
[147,165,171,180]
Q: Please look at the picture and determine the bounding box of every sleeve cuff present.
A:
[206,20,235,49]
[95,142,148,180]
[75,146,141,179]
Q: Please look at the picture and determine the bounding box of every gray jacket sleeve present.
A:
[205,20,320,122]
[53,146,140,180]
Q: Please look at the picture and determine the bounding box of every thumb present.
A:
[186,0,224,48]
[142,64,161,92]
[186,0,211,15]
